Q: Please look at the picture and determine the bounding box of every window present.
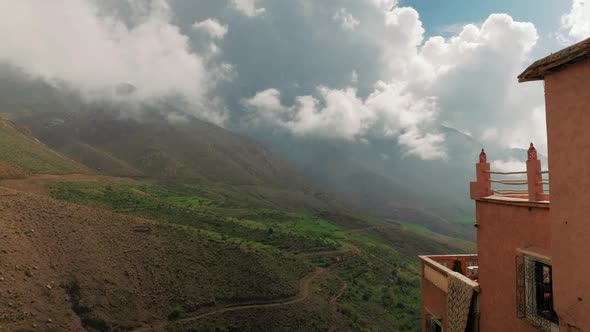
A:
[427,316,442,332]
[516,255,559,331]
[534,262,558,324]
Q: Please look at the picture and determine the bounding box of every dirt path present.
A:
[134,267,325,331]
[336,224,400,234]
[0,173,120,195]
[134,246,360,331]
[296,244,361,257]
[329,279,348,305]
[296,249,349,257]
[0,173,361,331]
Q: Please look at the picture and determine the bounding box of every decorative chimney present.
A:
[526,142,543,201]
[527,143,538,161]
[470,148,492,199]
[479,149,487,163]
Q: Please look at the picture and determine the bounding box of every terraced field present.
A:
[0,112,474,331]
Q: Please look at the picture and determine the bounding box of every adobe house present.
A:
[419,36,590,332]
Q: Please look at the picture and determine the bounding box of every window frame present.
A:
[427,315,443,332]
[516,254,559,331]
[533,261,558,324]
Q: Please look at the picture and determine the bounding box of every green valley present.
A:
[0,110,473,331]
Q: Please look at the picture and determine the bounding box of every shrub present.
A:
[167,306,186,321]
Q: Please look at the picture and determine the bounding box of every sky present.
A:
[0,0,588,161]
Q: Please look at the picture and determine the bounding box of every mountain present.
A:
[243,126,481,241]
[0,71,484,241]
[0,91,474,330]
[242,124,548,242]
[0,117,89,177]
[0,185,315,331]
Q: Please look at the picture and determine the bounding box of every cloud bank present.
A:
[243,82,444,159]
[242,3,544,159]
[560,0,590,42]
[0,0,230,124]
[1,0,578,160]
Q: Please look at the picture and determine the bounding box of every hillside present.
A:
[0,173,472,331]
[247,128,480,241]
[12,106,309,187]
[0,79,484,243]
[0,185,313,331]
[0,101,475,331]
[0,117,89,177]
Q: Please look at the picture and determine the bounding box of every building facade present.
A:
[420,37,590,332]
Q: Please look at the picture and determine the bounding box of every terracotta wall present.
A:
[476,199,550,332]
[544,59,590,330]
[421,265,448,331]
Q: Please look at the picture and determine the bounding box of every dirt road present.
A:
[133,267,324,331]
[134,247,358,331]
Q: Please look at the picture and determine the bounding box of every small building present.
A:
[419,36,590,332]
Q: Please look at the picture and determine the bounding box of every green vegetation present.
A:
[51,181,338,253]
[0,118,89,174]
[156,222,312,304]
[397,221,433,234]
[167,307,186,321]
[452,215,476,224]
[335,243,421,331]
[0,105,477,331]
[48,179,430,330]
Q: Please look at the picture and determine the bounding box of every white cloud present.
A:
[398,129,446,160]
[380,7,425,76]
[409,14,538,86]
[193,18,228,40]
[503,107,548,154]
[0,0,230,124]
[560,0,590,42]
[491,159,526,173]
[369,0,397,10]
[244,10,546,160]
[243,81,446,160]
[230,0,266,17]
[405,14,544,153]
[333,8,360,31]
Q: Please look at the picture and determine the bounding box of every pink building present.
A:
[419,37,590,332]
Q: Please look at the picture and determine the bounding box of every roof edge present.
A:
[518,36,590,83]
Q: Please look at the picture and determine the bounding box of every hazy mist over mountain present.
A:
[0,1,583,330]
[0,0,566,236]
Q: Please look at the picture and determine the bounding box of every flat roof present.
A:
[518,36,590,82]
[476,195,549,208]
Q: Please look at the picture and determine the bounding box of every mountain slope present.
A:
[0,172,473,331]
[0,96,476,250]
[0,186,311,331]
[247,128,481,241]
[0,117,89,176]
[0,98,475,331]
[14,107,310,187]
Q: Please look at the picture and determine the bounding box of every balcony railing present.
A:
[421,254,480,282]
[470,143,549,202]
[420,254,480,332]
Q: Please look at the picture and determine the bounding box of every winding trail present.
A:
[134,248,356,331]
[134,268,324,331]
[336,224,400,234]
[329,279,348,305]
